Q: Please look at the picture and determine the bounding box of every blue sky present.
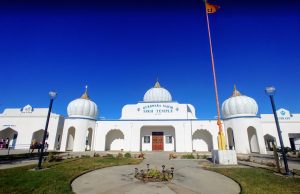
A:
[0,0,299,119]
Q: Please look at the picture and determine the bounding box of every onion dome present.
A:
[67,86,98,119]
[143,80,172,102]
[221,85,258,119]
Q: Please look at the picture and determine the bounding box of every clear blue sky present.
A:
[0,0,299,119]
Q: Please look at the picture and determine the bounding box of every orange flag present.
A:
[206,2,220,14]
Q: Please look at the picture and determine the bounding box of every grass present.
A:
[209,167,300,194]
[0,156,141,194]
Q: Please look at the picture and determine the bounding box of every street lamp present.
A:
[265,86,291,176]
[37,91,57,169]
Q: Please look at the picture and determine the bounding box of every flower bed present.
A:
[134,164,174,182]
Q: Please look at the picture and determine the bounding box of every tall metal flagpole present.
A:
[204,1,226,150]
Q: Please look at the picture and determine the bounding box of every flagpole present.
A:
[204,1,226,150]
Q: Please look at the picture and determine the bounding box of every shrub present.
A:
[148,168,161,179]
[169,153,177,160]
[93,153,100,157]
[47,153,64,162]
[117,153,123,158]
[81,155,91,158]
[103,154,114,158]
[124,152,131,158]
[276,147,292,154]
[47,152,55,162]
[138,152,145,159]
[181,154,195,159]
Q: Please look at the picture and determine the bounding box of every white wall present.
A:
[0,107,64,151]
[223,117,267,154]
[261,112,300,149]
[121,102,196,120]
[60,118,96,152]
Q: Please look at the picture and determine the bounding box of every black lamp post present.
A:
[37,91,57,169]
[265,86,291,176]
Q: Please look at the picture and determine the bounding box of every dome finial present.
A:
[231,84,242,97]
[81,85,90,100]
[154,78,161,88]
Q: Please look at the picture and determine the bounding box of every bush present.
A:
[117,153,123,158]
[169,153,177,160]
[124,152,131,158]
[276,147,292,154]
[138,152,145,159]
[103,154,114,158]
[47,153,64,162]
[148,168,161,179]
[81,155,91,158]
[93,153,100,157]
[47,152,55,162]
[181,154,195,159]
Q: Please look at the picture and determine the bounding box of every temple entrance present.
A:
[140,126,175,152]
[152,132,164,151]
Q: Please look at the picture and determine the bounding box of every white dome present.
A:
[143,81,172,102]
[67,88,98,119]
[222,86,258,119]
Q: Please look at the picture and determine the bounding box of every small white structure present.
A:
[1,82,300,155]
[0,105,64,150]
[222,86,266,154]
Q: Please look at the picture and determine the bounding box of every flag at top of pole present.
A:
[203,0,226,150]
[205,1,220,14]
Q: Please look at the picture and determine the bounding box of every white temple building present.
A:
[0,81,300,154]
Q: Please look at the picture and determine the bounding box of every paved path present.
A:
[72,152,240,194]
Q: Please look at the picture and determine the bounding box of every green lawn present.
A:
[0,156,141,194]
[210,167,300,194]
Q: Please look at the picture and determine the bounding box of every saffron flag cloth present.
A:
[206,2,220,14]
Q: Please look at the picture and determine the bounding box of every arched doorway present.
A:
[86,128,93,151]
[66,127,75,151]
[192,129,213,152]
[264,134,276,151]
[227,128,235,150]
[31,129,48,144]
[105,129,124,151]
[140,126,176,152]
[247,127,260,153]
[0,128,18,149]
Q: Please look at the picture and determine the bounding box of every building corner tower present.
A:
[221,85,267,154]
[60,86,98,152]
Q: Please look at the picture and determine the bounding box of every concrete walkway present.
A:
[72,152,240,194]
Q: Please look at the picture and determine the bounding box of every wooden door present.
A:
[152,132,164,151]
